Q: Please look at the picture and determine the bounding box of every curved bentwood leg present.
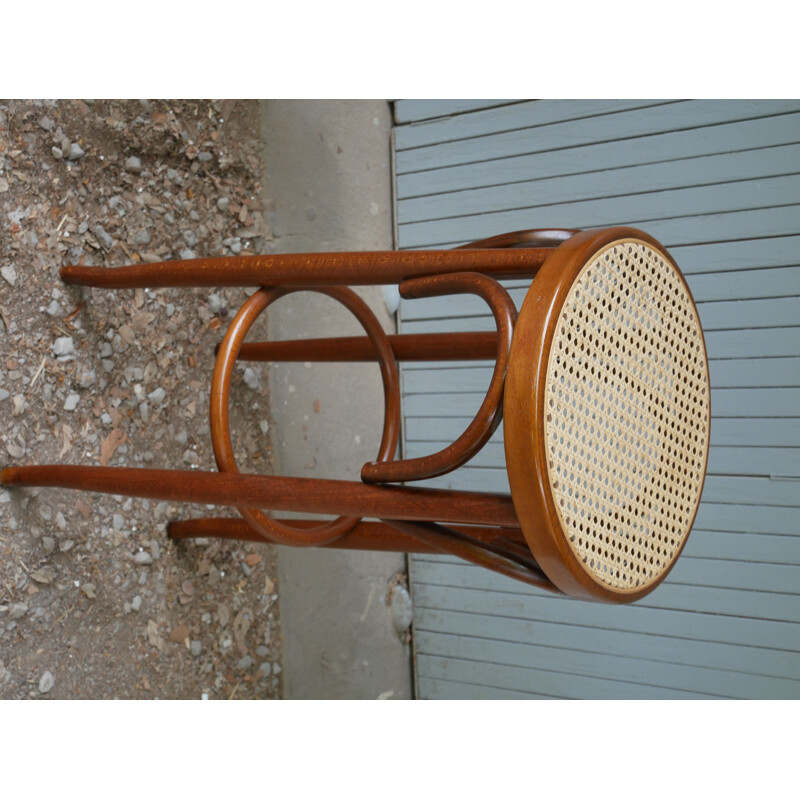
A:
[209,285,401,547]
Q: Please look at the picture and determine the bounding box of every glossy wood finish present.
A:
[167,517,529,552]
[233,331,499,363]
[0,464,519,528]
[209,284,400,545]
[503,226,711,602]
[60,248,552,288]
[0,226,708,601]
[362,272,516,483]
[384,519,560,593]
[455,228,579,250]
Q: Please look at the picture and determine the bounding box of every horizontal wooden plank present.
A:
[707,446,800,478]
[396,99,800,174]
[694,503,800,535]
[398,143,800,225]
[670,236,800,274]
[416,607,800,683]
[697,296,800,330]
[688,266,800,302]
[709,357,800,388]
[701,475,800,507]
[409,577,800,651]
[411,558,800,622]
[415,653,720,699]
[683,529,800,565]
[417,676,551,699]
[395,100,666,148]
[398,112,800,199]
[712,387,800,418]
[414,630,800,699]
[398,189,800,249]
[703,327,800,359]
[393,99,519,125]
[668,555,800,595]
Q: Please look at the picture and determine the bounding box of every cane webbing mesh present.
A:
[544,240,709,592]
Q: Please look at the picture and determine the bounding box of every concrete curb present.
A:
[259,100,413,699]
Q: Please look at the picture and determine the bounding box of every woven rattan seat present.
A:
[504,228,710,601]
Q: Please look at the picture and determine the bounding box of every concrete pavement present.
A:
[259,100,414,699]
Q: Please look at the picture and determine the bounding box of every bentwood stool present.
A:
[0,227,710,603]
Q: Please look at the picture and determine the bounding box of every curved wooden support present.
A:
[361,272,517,484]
[210,285,401,546]
[383,519,560,593]
[456,228,579,250]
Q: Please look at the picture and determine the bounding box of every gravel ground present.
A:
[0,99,282,699]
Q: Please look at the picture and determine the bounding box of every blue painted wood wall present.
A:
[393,99,800,699]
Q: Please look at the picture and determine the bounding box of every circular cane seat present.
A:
[504,228,710,602]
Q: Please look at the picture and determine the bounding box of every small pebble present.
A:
[208,293,222,314]
[243,368,259,390]
[9,602,28,620]
[131,595,143,612]
[51,146,63,160]
[134,551,153,565]
[190,640,203,657]
[6,443,24,459]
[67,143,85,161]
[1,265,17,286]
[39,671,55,694]
[92,224,113,250]
[63,393,80,411]
[216,197,229,213]
[147,387,166,404]
[238,655,253,670]
[124,156,143,174]
[53,336,75,356]
[182,230,199,247]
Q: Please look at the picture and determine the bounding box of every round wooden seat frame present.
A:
[0,226,710,603]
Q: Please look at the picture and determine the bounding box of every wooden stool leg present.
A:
[167,517,528,552]
[0,465,519,528]
[59,248,550,289]
[233,331,499,363]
